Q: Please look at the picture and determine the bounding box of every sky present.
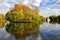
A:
[0,0,60,17]
[40,0,60,17]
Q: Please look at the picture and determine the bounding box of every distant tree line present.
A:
[49,15,60,22]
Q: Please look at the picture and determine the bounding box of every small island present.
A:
[5,4,45,23]
[5,4,46,39]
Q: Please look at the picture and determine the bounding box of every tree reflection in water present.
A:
[49,21,60,24]
[6,23,41,40]
[0,22,5,28]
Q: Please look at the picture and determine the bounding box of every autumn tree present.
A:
[6,4,42,23]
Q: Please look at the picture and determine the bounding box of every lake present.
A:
[0,22,60,40]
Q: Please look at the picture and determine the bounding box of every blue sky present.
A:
[0,0,60,17]
[40,0,60,17]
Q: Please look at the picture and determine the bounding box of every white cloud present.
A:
[40,22,60,32]
[33,3,38,6]
[0,1,11,8]
[10,0,17,3]
[40,8,60,17]
[10,0,42,7]
[0,1,11,14]
[0,0,42,14]
[5,0,39,7]
[3,2,11,8]
[56,0,60,3]
[0,0,5,3]
[22,0,42,7]
[33,0,42,6]
[23,0,29,5]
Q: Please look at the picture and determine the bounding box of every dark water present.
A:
[0,22,60,40]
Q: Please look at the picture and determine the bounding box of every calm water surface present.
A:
[0,22,60,40]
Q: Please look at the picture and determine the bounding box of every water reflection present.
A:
[0,22,5,28]
[6,23,41,40]
[49,21,60,24]
[2,20,60,40]
[40,22,60,40]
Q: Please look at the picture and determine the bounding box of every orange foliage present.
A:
[0,14,5,28]
[10,4,31,13]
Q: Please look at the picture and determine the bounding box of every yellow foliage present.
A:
[0,14,5,28]
[10,4,32,13]
[0,22,4,28]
